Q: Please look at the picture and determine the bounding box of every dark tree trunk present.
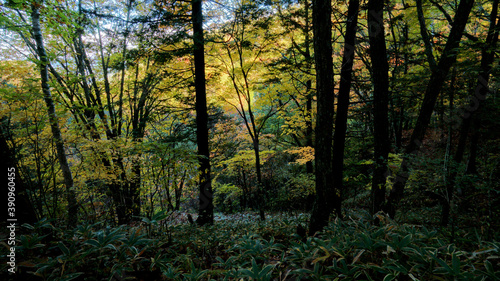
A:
[441,68,455,226]
[130,162,141,218]
[385,0,475,219]
[114,157,135,224]
[393,20,409,152]
[309,0,336,235]
[192,0,213,226]
[252,137,266,220]
[175,171,187,211]
[465,126,479,175]
[387,8,404,153]
[306,79,314,174]
[368,0,390,216]
[332,0,359,217]
[31,3,78,227]
[304,0,314,175]
[395,101,404,151]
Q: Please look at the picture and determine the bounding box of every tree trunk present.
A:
[306,79,314,174]
[31,3,78,227]
[304,0,314,175]
[367,0,390,216]
[309,0,336,235]
[465,126,479,175]
[332,0,359,217]
[441,68,455,226]
[114,157,134,224]
[192,0,213,226]
[252,136,266,220]
[385,0,475,218]
[130,162,141,218]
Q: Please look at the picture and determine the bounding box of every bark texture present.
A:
[192,0,213,225]
[309,0,336,235]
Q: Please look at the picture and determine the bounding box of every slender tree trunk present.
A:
[175,171,187,211]
[130,162,141,218]
[304,0,314,175]
[128,154,142,220]
[306,79,314,174]
[395,101,404,151]
[332,0,359,218]
[387,7,401,151]
[192,0,213,225]
[441,68,455,226]
[385,0,475,218]
[394,22,409,152]
[115,157,133,224]
[252,136,266,220]
[245,96,266,220]
[309,0,335,235]
[465,126,479,175]
[117,0,132,135]
[416,0,437,71]
[31,3,78,227]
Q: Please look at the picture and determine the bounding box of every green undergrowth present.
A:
[2,210,499,281]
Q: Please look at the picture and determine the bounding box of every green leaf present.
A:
[408,273,420,281]
[21,223,35,230]
[451,252,460,274]
[60,272,84,281]
[239,268,256,279]
[383,274,397,281]
[84,239,100,248]
[58,242,70,256]
[104,244,118,251]
[400,234,412,248]
[431,253,453,274]
[259,264,274,278]
[484,260,494,275]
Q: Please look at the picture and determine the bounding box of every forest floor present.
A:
[1,209,499,280]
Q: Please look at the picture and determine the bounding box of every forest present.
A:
[0,0,499,280]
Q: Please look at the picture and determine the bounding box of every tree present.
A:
[367,0,390,216]
[309,0,336,235]
[31,0,167,224]
[333,0,360,218]
[192,0,213,225]
[442,0,499,226]
[385,0,476,218]
[31,2,77,227]
[275,0,315,174]
[214,1,280,220]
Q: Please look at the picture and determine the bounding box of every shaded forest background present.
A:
[0,0,499,279]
